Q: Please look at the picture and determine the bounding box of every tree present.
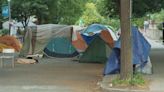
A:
[103,0,164,18]
[11,0,49,29]
[30,0,49,24]
[0,0,7,29]
[120,0,132,80]
[79,3,105,26]
[46,0,85,24]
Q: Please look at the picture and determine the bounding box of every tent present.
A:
[15,21,36,27]
[2,21,36,30]
[78,24,116,63]
[79,35,111,63]
[44,37,78,57]
[104,26,152,75]
[20,24,84,58]
[43,25,81,58]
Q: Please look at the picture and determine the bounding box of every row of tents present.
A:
[20,23,152,75]
[20,24,117,63]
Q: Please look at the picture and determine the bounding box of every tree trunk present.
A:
[120,0,133,80]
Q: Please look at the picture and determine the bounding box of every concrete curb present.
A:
[99,81,147,92]
[99,75,149,92]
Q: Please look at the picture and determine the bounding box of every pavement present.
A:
[100,34,164,92]
[0,58,104,92]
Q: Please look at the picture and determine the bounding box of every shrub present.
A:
[0,29,9,36]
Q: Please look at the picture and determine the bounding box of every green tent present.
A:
[79,36,111,63]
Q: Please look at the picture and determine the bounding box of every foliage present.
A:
[150,9,164,23]
[103,0,164,18]
[107,18,120,31]
[0,29,9,36]
[133,0,164,17]
[112,73,146,87]
[157,23,163,31]
[0,0,8,28]
[46,0,85,24]
[132,17,145,28]
[11,0,49,27]
[150,9,164,30]
[95,0,108,17]
[79,3,105,26]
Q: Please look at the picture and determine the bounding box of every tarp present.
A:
[104,26,151,75]
[83,24,108,34]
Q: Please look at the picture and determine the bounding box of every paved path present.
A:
[0,58,104,92]
[148,49,164,91]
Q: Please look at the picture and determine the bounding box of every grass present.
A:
[111,73,147,89]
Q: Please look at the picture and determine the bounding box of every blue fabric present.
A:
[81,34,99,45]
[83,24,108,33]
[104,26,151,75]
[81,24,109,45]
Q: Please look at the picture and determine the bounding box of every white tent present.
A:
[2,21,36,30]
[15,22,36,27]
[2,21,10,29]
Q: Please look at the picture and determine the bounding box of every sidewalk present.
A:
[144,36,164,49]
[142,28,164,49]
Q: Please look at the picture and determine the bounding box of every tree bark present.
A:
[120,0,133,80]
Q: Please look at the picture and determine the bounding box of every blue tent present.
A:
[104,26,151,75]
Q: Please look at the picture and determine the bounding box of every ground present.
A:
[0,58,104,92]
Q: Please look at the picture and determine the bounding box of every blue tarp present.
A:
[104,26,151,75]
[81,34,99,45]
[83,24,108,33]
[81,24,110,45]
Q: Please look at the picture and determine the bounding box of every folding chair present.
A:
[0,49,15,68]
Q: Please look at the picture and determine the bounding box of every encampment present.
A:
[19,23,118,63]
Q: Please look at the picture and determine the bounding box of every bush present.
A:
[107,18,120,31]
[157,23,163,31]
[132,17,145,28]
[0,29,9,36]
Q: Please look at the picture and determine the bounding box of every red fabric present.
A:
[100,30,114,48]
[72,32,88,52]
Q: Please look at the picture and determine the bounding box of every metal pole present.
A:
[8,0,11,35]
[162,22,164,44]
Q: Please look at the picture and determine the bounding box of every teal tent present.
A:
[44,37,78,57]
